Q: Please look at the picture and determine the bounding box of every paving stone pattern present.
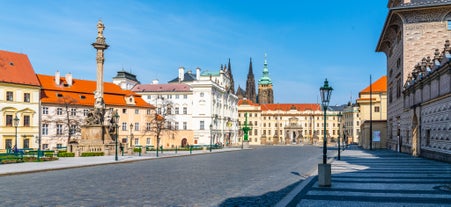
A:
[0,146,323,207]
[290,146,451,207]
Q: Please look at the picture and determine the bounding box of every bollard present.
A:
[160,146,163,154]
[190,146,193,154]
[175,146,178,154]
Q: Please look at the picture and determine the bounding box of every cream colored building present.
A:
[0,50,41,151]
[342,103,360,144]
[238,100,342,146]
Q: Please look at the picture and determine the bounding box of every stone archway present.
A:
[411,113,420,156]
[181,138,187,147]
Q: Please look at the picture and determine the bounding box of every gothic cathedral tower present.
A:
[257,54,274,104]
[245,58,257,103]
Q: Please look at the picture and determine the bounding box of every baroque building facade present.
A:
[238,100,342,146]
[376,0,451,159]
[0,50,41,151]
[133,65,239,147]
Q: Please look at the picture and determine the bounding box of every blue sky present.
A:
[0,0,388,105]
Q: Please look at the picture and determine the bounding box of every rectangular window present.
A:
[146,123,151,131]
[255,129,258,135]
[122,122,127,131]
[147,138,151,145]
[23,115,30,127]
[83,109,89,116]
[57,144,62,149]
[200,121,205,130]
[23,139,29,149]
[175,94,179,99]
[56,124,63,135]
[57,108,63,115]
[175,107,179,114]
[43,107,49,115]
[183,122,187,130]
[147,109,151,115]
[134,123,139,131]
[183,107,187,114]
[70,125,76,135]
[5,139,12,149]
[167,107,172,115]
[6,91,13,101]
[122,109,127,114]
[42,124,48,135]
[175,122,179,130]
[135,109,139,114]
[374,106,380,112]
[42,144,48,150]
[6,115,13,126]
[147,95,151,99]
[135,138,139,145]
[24,93,30,102]
[70,108,77,116]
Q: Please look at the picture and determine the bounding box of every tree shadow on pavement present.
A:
[218,180,303,207]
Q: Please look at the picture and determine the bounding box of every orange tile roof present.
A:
[360,76,387,94]
[261,103,321,111]
[37,74,153,108]
[0,50,40,86]
[238,99,260,106]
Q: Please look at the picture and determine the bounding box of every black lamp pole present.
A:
[337,112,342,160]
[320,79,333,164]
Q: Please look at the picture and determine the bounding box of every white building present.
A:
[132,66,239,146]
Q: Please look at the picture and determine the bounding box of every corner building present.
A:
[377,0,451,161]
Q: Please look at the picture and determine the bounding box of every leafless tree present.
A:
[144,97,174,156]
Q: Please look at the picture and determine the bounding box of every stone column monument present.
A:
[70,20,115,156]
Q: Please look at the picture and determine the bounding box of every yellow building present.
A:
[356,76,388,149]
[0,50,41,151]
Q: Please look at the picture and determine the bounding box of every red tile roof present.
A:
[360,76,387,94]
[132,83,191,92]
[238,99,321,111]
[261,103,321,111]
[0,50,40,86]
[37,74,153,108]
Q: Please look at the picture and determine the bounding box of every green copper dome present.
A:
[258,54,272,85]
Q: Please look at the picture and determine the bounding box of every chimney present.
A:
[65,73,73,86]
[178,66,185,82]
[152,79,159,84]
[55,71,60,85]
[196,67,201,80]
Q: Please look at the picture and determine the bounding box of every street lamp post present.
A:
[210,124,213,152]
[114,111,120,161]
[337,112,342,160]
[13,115,20,153]
[318,78,333,187]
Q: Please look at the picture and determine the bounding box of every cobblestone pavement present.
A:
[279,145,451,207]
[0,145,325,207]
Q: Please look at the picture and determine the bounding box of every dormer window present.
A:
[80,95,86,99]
[57,93,63,98]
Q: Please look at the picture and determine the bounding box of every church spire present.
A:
[227,58,235,94]
[246,57,257,103]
